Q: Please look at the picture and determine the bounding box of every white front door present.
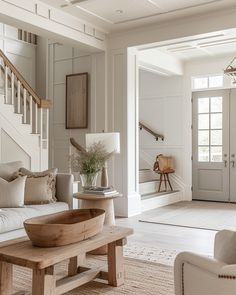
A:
[192,90,230,201]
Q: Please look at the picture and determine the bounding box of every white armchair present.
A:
[174,230,236,295]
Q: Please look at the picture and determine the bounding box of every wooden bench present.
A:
[0,226,133,295]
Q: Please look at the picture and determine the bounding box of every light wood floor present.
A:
[116,206,216,257]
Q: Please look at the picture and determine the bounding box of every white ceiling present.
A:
[39,0,236,33]
[153,30,236,61]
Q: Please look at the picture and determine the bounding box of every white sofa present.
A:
[174,230,236,295]
[0,161,74,242]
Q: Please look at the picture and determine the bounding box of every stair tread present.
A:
[141,190,179,200]
[139,179,159,184]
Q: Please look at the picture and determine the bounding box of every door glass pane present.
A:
[211,130,222,145]
[211,97,222,112]
[211,113,222,129]
[198,97,209,113]
[198,114,209,129]
[199,130,209,145]
[209,76,223,88]
[211,146,222,162]
[198,146,209,162]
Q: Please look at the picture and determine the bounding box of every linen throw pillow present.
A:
[0,176,26,207]
[16,168,58,205]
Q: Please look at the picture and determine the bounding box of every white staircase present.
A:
[0,49,50,170]
[139,169,181,212]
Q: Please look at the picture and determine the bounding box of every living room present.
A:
[0,0,236,294]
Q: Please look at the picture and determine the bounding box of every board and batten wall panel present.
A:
[139,69,184,190]
[49,44,106,173]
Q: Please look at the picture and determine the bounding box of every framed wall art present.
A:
[66,72,88,129]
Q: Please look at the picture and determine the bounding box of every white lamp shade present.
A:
[86,132,120,154]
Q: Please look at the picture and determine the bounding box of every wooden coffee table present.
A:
[0,226,133,295]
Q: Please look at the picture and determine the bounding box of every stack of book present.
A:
[83,186,118,196]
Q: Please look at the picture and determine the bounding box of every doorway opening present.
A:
[133,29,236,212]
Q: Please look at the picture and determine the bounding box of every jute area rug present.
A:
[14,256,174,295]
[139,201,236,231]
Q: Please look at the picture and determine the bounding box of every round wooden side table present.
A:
[73,192,121,255]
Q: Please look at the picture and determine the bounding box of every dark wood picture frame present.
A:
[66,72,88,129]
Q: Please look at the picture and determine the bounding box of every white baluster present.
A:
[39,108,43,170]
[46,108,49,149]
[23,88,27,123]
[4,65,8,104]
[17,80,21,113]
[29,95,33,132]
[11,72,14,105]
[40,107,43,138]
[35,102,38,133]
[0,59,4,92]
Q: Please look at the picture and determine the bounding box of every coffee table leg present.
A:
[0,261,12,295]
[32,266,55,295]
[68,254,86,276]
[107,238,126,287]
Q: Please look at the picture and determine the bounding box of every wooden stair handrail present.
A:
[139,122,164,141]
[0,49,51,109]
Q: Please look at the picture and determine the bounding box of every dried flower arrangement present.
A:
[70,138,113,187]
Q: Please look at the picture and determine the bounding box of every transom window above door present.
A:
[197,96,223,162]
[192,75,223,90]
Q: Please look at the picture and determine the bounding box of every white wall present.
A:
[139,69,185,192]
[0,22,38,166]
[1,129,30,168]
[0,22,36,89]
[48,44,106,173]
[36,36,48,98]
[0,0,106,52]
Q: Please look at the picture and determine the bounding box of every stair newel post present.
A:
[29,95,33,133]
[4,65,8,104]
[11,72,14,105]
[35,102,38,134]
[17,80,21,113]
[23,88,27,123]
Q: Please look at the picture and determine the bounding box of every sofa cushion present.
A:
[0,176,26,208]
[0,161,23,181]
[0,202,68,234]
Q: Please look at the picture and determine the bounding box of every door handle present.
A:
[224,160,228,168]
[231,160,235,168]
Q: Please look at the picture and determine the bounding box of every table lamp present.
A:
[86,132,120,187]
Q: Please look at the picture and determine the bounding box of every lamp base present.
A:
[101,166,108,187]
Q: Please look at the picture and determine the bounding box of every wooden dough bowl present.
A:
[24,209,105,247]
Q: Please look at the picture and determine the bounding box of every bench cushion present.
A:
[0,202,68,234]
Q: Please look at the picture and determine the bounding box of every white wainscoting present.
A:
[48,43,106,173]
